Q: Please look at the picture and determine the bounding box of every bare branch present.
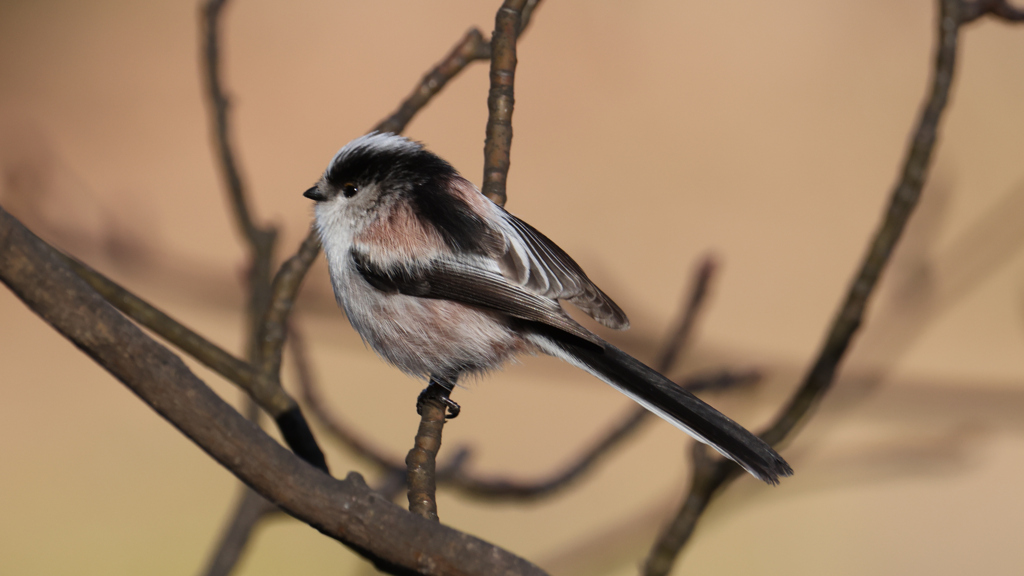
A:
[481,0,528,206]
[642,1,982,572]
[375,29,491,135]
[654,257,717,377]
[202,0,256,243]
[199,489,280,576]
[0,205,548,576]
[406,383,451,521]
[290,324,405,471]
[961,0,1024,22]
[257,227,321,381]
[60,254,293,415]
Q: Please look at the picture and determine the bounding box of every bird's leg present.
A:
[417,376,460,420]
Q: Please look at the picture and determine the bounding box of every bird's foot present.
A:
[417,379,460,420]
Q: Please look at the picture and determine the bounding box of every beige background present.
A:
[3,1,1024,575]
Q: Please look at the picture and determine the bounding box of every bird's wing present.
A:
[351,249,603,346]
[494,209,629,330]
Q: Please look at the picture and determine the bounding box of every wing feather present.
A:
[496,210,629,329]
[351,249,603,346]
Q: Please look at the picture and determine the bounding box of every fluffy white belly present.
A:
[332,264,530,380]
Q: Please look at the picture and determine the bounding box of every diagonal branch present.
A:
[60,254,292,415]
[0,205,547,576]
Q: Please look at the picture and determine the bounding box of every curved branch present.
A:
[642,1,977,573]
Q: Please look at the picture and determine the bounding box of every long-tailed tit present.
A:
[304,132,792,484]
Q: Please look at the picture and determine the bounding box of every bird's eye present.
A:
[342,183,359,198]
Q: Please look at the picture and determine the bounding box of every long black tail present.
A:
[532,333,793,484]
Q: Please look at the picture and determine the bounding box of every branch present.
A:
[405,383,450,521]
[0,205,547,576]
[60,255,291,415]
[201,0,327,566]
[375,28,490,135]
[199,489,280,576]
[961,0,1024,22]
[201,0,267,249]
[61,252,327,470]
[642,1,979,573]
[374,0,541,136]
[481,0,528,207]
[290,324,404,472]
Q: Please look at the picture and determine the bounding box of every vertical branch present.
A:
[202,0,257,243]
[406,386,449,521]
[642,1,971,573]
[482,0,528,207]
[201,0,278,362]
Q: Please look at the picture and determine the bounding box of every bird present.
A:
[303,132,792,484]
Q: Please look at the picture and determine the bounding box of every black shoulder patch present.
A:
[408,175,499,256]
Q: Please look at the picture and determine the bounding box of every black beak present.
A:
[304,185,326,201]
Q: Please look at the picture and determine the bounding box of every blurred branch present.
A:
[256,227,321,384]
[200,490,280,576]
[374,29,490,135]
[60,254,294,415]
[0,206,547,576]
[201,0,326,571]
[961,0,1024,22]
[201,0,278,361]
[481,0,528,207]
[641,1,994,573]
[290,324,404,472]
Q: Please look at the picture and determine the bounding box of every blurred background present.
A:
[2,1,1024,574]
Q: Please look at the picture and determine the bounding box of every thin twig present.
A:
[290,324,404,471]
[961,0,1024,22]
[655,258,717,377]
[199,489,280,576]
[642,1,973,573]
[60,253,293,416]
[257,227,321,381]
[481,0,528,207]
[0,206,548,576]
[201,0,278,362]
[202,0,258,244]
[375,28,491,135]
[445,382,756,499]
